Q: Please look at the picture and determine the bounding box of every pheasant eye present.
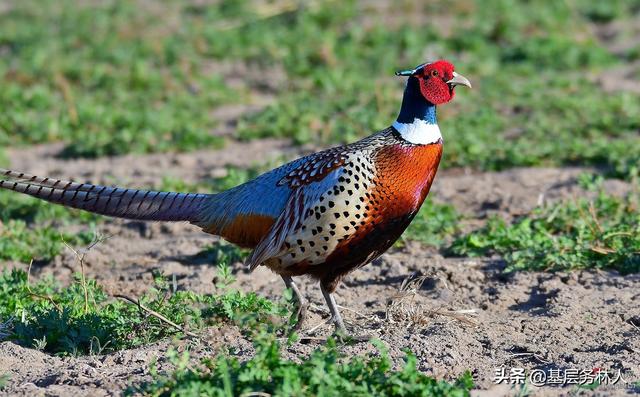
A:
[430,70,439,77]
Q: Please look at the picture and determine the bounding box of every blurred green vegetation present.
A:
[0,0,638,178]
[231,0,640,180]
[0,1,233,157]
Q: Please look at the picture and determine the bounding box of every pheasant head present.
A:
[396,60,471,105]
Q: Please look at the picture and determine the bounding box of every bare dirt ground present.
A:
[0,141,638,397]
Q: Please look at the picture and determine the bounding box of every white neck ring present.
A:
[392,119,442,145]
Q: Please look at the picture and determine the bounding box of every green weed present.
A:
[197,242,248,266]
[448,192,640,273]
[403,200,462,247]
[0,268,282,355]
[0,374,8,391]
[0,220,94,262]
[0,190,98,262]
[130,336,474,397]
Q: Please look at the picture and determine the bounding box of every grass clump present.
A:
[0,266,282,355]
[197,242,248,266]
[0,220,94,263]
[0,190,98,262]
[0,374,8,391]
[131,337,474,397]
[448,192,640,274]
[403,200,462,247]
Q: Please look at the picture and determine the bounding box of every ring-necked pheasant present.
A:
[0,60,470,337]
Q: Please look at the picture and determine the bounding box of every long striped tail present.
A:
[0,169,212,223]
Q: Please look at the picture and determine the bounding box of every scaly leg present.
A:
[320,283,347,335]
[320,283,370,342]
[282,275,308,329]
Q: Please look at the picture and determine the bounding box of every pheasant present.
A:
[0,60,470,337]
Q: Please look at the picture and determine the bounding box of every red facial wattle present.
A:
[419,74,453,105]
[418,60,456,105]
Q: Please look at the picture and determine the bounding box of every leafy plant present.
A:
[0,190,99,262]
[403,200,462,247]
[448,192,640,273]
[0,268,282,355]
[0,220,95,262]
[0,374,9,391]
[130,336,474,396]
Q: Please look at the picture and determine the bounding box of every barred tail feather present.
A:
[0,169,211,223]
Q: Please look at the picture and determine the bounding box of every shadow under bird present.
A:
[0,60,471,338]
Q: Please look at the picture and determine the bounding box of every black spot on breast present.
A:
[297,239,303,245]
[343,211,349,217]
[328,201,335,208]
[317,226,323,232]
[343,226,350,231]
[330,223,336,229]
[334,213,340,219]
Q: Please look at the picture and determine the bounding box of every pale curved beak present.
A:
[447,72,472,88]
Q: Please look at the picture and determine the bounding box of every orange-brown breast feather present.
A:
[326,143,443,269]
